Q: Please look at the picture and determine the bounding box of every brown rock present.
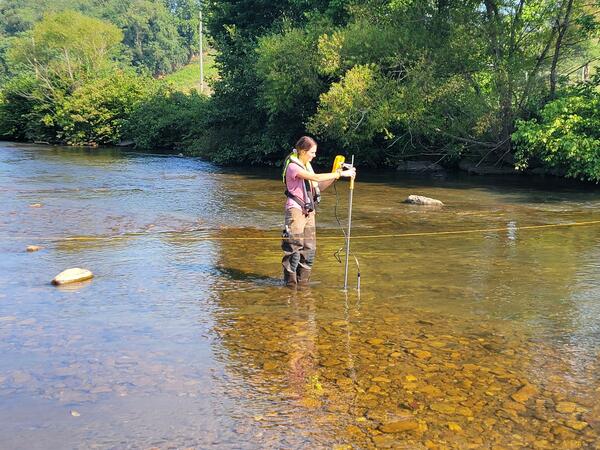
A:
[412,350,432,360]
[556,401,578,414]
[26,245,42,252]
[565,420,588,431]
[511,384,538,403]
[380,420,419,433]
[430,403,456,414]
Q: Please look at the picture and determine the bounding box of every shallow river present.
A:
[1,142,600,449]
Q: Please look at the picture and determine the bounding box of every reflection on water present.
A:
[1,142,599,448]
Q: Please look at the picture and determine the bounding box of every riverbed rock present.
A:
[565,420,588,431]
[556,401,578,414]
[26,245,41,252]
[51,268,94,285]
[404,195,444,207]
[511,384,539,403]
[380,419,419,433]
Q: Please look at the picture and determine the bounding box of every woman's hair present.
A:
[295,136,317,153]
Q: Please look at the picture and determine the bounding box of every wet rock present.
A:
[262,361,278,371]
[502,400,527,414]
[51,268,94,285]
[29,203,43,208]
[456,406,473,417]
[448,422,462,432]
[511,383,538,403]
[403,195,444,207]
[371,434,399,448]
[299,397,321,409]
[430,403,456,414]
[556,402,578,414]
[380,420,419,433]
[411,350,432,360]
[418,385,442,397]
[483,417,497,428]
[26,245,42,252]
[372,376,391,383]
[70,410,80,417]
[368,385,382,394]
[560,440,584,449]
[565,420,588,431]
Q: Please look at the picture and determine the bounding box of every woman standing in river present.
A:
[281,136,356,286]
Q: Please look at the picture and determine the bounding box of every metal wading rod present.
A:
[343,155,355,291]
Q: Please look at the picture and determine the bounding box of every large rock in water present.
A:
[51,268,94,285]
[404,195,444,206]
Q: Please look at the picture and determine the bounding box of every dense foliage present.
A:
[0,1,206,147]
[126,87,209,150]
[201,0,599,177]
[514,75,600,181]
[0,0,200,76]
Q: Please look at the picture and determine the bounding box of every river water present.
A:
[1,142,599,449]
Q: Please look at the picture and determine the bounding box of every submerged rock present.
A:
[26,245,41,252]
[404,195,444,207]
[511,384,539,403]
[555,402,578,414]
[380,420,419,433]
[51,268,93,285]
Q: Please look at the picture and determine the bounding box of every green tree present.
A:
[125,86,209,150]
[114,0,188,75]
[8,10,123,85]
[513,75,600,182]
[53,70,158,145]
[163,0,201,60]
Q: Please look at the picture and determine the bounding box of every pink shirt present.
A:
[285,162,307,210]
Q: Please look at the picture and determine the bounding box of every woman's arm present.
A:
[295,167,355,184]
[294,167,340,183]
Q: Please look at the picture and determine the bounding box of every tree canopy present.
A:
[0,0,599,181]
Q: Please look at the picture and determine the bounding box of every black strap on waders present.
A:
[285,179,316,215]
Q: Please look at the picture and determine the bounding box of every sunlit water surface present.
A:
[1,143,600,449]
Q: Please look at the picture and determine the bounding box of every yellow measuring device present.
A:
[331,155,345,173]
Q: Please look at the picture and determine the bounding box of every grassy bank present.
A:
[165,52,218,94]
